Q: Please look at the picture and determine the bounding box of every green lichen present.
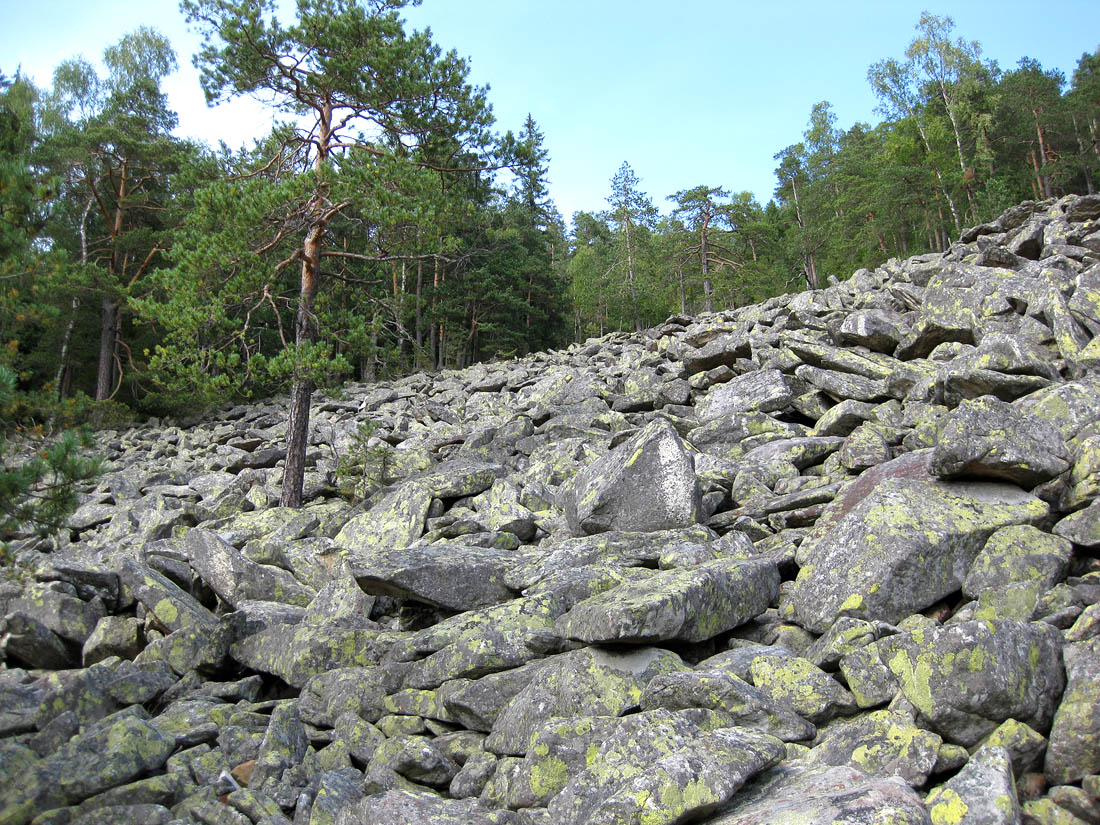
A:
[528,755,569,800]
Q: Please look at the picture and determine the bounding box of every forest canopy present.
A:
[1,4,1098,429]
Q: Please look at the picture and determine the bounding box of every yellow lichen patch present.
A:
[927,786,970,824]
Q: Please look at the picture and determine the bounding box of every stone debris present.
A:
[2,194,1100,824]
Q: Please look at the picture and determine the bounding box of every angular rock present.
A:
[563,417,702,536]
[485,646,686,755]
[185,528,315,608]
[230,624,393,688]
[350,544,517,612]
[696,369,793,421]
[792,474,1049,633]
[547,709,782,825]
[748,655,857,724]
[335,789,529,825]
[963,525,1073,599]
[575,726,784,825]
[4,711,175,819]
[334,480,433,554]
[885,620,1065,746]
[929,395,1069,487]
[1053,498,1100,547]
[1044,637,1100,785]
[554,557,779,644]
[640,669,815,741]
[708,762,931,825]
[925,745,1020,825]
[804,709,942,787]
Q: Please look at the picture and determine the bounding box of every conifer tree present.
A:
[178,0,498,506]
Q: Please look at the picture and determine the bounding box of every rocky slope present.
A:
[2,194,1100,825]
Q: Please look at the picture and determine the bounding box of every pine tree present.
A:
[176,0,498,506]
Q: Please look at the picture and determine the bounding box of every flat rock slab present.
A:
[547,709,783,825]
[696,369,793,421]
[555,557,779,644]
[5,712,175,818]
[185,528,315,608]
[350,544,518,612]
[230,624,395,688]
[641,669,815,742]
[564,417,702,536]
[335,789,530,825]
[334,481,433,554]
[709,762,931,825]
[791,476,1049,633]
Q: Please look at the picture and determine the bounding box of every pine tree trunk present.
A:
[1034,110,1054,198]
[1072,114,1095,195]
[624,217,642,332]
[700,227,713,314]
[56,199,94,401]
[94,297,119,401]
[281,99,330,509]
[415,255,423,349]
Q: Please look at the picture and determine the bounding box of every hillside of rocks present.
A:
[2,194,1100,825]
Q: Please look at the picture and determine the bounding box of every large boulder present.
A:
[1044,637,1100,784]
[563,417,702,535]
[791,473,1049,633]
[485,646,686,755]
[885,619,1065,746]
[929,395,1069,486]
[709,762,931,825]
[185,528,315,608]
[554,557,779,644]
[349,544,519,612]
[546,709,784,825]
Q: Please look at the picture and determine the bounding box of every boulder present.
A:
[554,557,779,644]
[1044,637,1100,784]
[563,417,702,535]
[350,544,518,612]
[885,620,1065,746]
[925,745,1020,825]
[791,474,1049,633]
[709,762,931,825]
[929,395,1069,486]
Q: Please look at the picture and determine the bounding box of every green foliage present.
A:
[3,10,1099,442]
[0,366,101,546]
[332,419,393,502]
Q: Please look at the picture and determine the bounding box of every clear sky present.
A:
[5,0,1100,226]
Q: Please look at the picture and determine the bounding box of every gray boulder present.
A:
[925,745,1020,825]
[350,543,518,612]
[640,669,816,741]
[791,473,1049,633]
[696,369,793,421]
[485,646,686,755]
[929,395,1069,487]
[185,528,315,608]
[709,762,931,825]
[336,789,530,825]
[547,709,783,825]
[885,619,1065,746]
[563,417,702,536]
[554,557,779,644]
[1044,637,1100,784]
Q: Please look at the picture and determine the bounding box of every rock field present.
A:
[2,194,1100,824]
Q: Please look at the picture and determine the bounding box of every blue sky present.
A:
[5,0,1100,225]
